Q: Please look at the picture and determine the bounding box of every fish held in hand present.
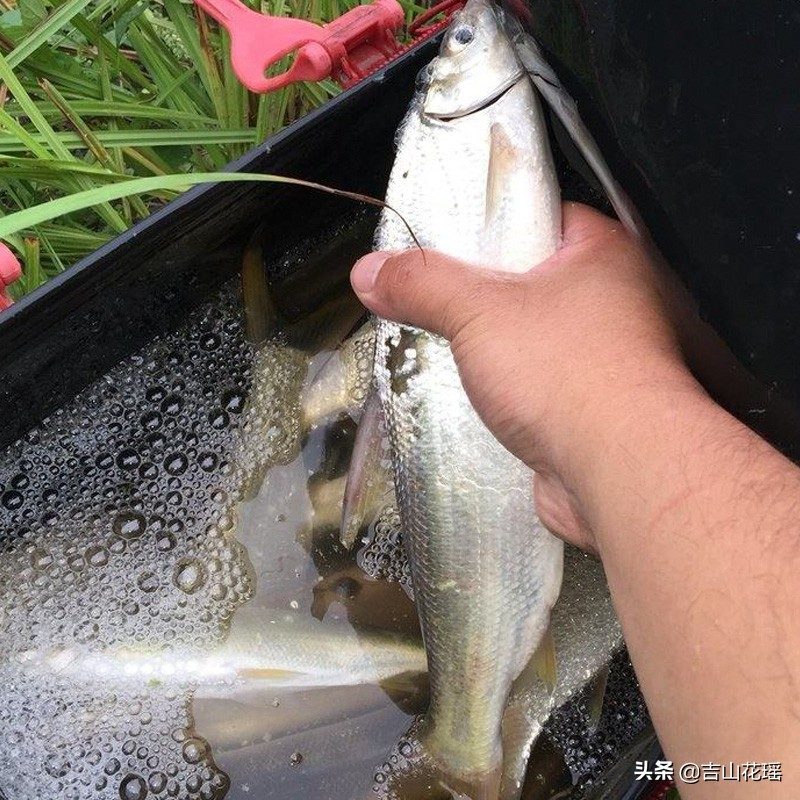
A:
[350,0,565,795]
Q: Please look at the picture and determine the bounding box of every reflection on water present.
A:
[0,218,650,800]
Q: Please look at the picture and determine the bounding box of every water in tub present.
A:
[0,214,648,800]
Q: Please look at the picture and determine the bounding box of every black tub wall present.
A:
[516,0,800,454]
[0,41,438,451]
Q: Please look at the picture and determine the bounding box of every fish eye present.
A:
[451,24,474,45]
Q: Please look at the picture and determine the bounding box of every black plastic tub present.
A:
[0,32,663,800]
[519,0,800,461]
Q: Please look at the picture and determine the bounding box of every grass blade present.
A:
[0,128,257,151]
[0,50,64,157]
[22,235,42,291]
[0,51,128,231]
[22,102,217,124]
[0,104,52,159]
[6,0,95,68]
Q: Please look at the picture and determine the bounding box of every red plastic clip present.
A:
[0,243,21,311]
[408,0,464,38]
[194,0,406,91]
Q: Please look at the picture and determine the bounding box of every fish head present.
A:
[422,0,524,120]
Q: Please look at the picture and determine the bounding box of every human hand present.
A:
[350,202,704,551]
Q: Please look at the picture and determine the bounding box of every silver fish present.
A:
[301,320,376,429]
[12,615,426,690]
[367,0,565,794]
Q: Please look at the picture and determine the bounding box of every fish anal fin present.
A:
[340,389,394,548]
[378,670,429,714]
[500,704,541,800]
[499,628,558,798]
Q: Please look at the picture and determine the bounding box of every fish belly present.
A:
[375,321,562,778]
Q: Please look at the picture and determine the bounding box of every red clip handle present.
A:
[0,243,21,311]
[194,0,404,93]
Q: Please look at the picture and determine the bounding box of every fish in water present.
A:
[12,616,426,691]
[353,0,566,795]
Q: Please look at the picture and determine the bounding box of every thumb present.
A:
[350,248,510,340]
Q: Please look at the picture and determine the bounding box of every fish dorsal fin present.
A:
[340,389,394,548]
[285,296,364,355]
[241,230,277,346]
[504,16,646,239]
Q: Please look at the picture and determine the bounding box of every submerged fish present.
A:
[361,0,565,795]
[12,617,426,691]
[301,320,376,429]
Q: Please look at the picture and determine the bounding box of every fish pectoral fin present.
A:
[485,122,522,235]
[340,389,394,548]
[300,318,375,428]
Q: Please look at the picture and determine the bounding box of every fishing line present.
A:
[0,171,428,268]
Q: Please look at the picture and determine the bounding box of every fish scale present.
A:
[370,0,564,793]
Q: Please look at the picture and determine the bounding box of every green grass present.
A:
[0,0,423,298]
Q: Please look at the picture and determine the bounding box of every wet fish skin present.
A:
[371,0,564,792]
[301,321,375,430]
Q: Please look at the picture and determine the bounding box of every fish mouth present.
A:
[423,73,523,122]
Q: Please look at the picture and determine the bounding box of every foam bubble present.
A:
[0,283,308,799]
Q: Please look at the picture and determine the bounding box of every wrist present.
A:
[562,363,713,541]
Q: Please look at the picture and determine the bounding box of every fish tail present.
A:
[443,767,503,800]
[426,727,503,800]
[380,719,504,799]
